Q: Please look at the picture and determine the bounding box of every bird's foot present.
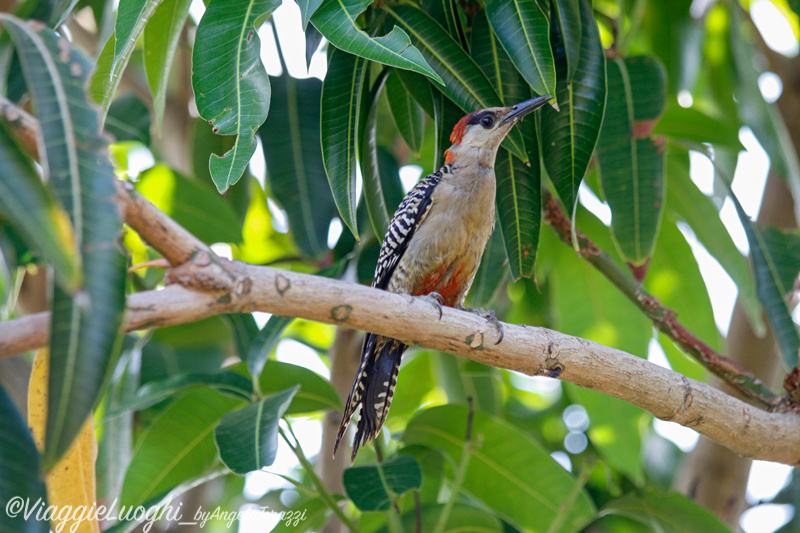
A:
[417,292,444,319]
[460,306,504,344]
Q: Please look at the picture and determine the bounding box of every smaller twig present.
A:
[542,189,776,408]
[414,491,422,533]
[280,423,362,532]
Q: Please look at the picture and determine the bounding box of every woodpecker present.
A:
[334,95,551,461]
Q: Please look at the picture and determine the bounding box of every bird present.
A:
[334,95,552,461]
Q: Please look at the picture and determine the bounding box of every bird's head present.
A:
[444,95,552,166]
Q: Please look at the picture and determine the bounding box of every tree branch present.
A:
[541,190,777,408]
[2,97,800,466]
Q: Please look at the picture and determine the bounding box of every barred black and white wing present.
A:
[333,168,446,461]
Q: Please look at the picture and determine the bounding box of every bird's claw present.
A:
[418,292,444,319]
[462,306,504,344]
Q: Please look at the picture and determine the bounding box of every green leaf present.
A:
[269,498,332,533]
[343,455,423,511]
[297,0,323,30]
[247,315,293,385]
[393,68,435,118]
[566,385,645,485]
[552,0,581,81]
[310,0,442,85]
[105,371,253,417]
[258,361,341,415]
[485,0,555,97]
[596,56,667,273]
[550,205,652,358]
[664,147,763,337]
[144,0,192,133]
[114,0,161,65]
[120,389,244,508]
[0,385,48,533]
[541,0,606,214]
[89,0,163,124]
[404,405,595,532]
[0,121,78,290]
[136,165,242,244]
[192,0,279,193]
[470,11,530,107]
[2,15,127,469]
[320,48,367,240]
[466,225,508,308]
[735,202,800,369]
[105,94,152,145]
[649,218,717,381]
[384,4,527,161]
[361,69,392,238]
[381,503,504,533]
[258,75,337,257]
[215,386,298,474]
[305,24,323,67]
[385,70,425,158]
[496,118,541,280]
[421,0,464,43]
[653,105,743,149]
[600,490,730,533]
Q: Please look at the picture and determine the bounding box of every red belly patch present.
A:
[412,262,467,306]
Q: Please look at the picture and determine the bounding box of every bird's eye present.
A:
[480,115,495,129]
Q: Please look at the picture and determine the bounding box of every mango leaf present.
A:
[136,165,242,244]
[320,49,367,240]
[466,225,508,308]
[734,199,800,369]
[89,0,163,123]
[0,385,48,533]
[105,94,151,145]
[384,4,527,161]
[385,69,425,158]
[258,361,341,415]
[485,0,555,97]
[653,105,743,150]
[361,70,393,238]
[471,11,530,107]
[469,11,540,279]
[258,75,337,257]
[247,316,292,385]
[310,0,442,85]
[596,56,666,279]
[0,121,78,290]
[192,0,279,193]
[421,0,464,43]
[376,503,504,533]
[566,385,646,485]
[649,218,717,381]
[552,0,581,81]
[298,0,323,30]
[393,68,435,118]
[664,147,763,336]
[119,389,244,508]
[404,405,595,532]
[343,455,422,511]
[305,24,323,67]
[215,386,298,474]
[541,0,606,215]
[144,0,192,133]
[601,490,729,533]
[2,16,127,469]
[105,371,253,417]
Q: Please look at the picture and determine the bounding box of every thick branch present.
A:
[2,96,799,466]
[1,259,799,465]
[542,190,776,407]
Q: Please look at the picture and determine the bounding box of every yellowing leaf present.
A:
[28,349,100,533]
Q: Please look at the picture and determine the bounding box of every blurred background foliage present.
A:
[1,0,800,531]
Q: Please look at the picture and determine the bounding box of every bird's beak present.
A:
[501,95,553,125]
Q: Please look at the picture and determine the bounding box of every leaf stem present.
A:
[433,398,475,533]
[545,457,595,533]
[280,423,362,532]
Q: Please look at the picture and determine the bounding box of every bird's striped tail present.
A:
[334,334,407,462]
